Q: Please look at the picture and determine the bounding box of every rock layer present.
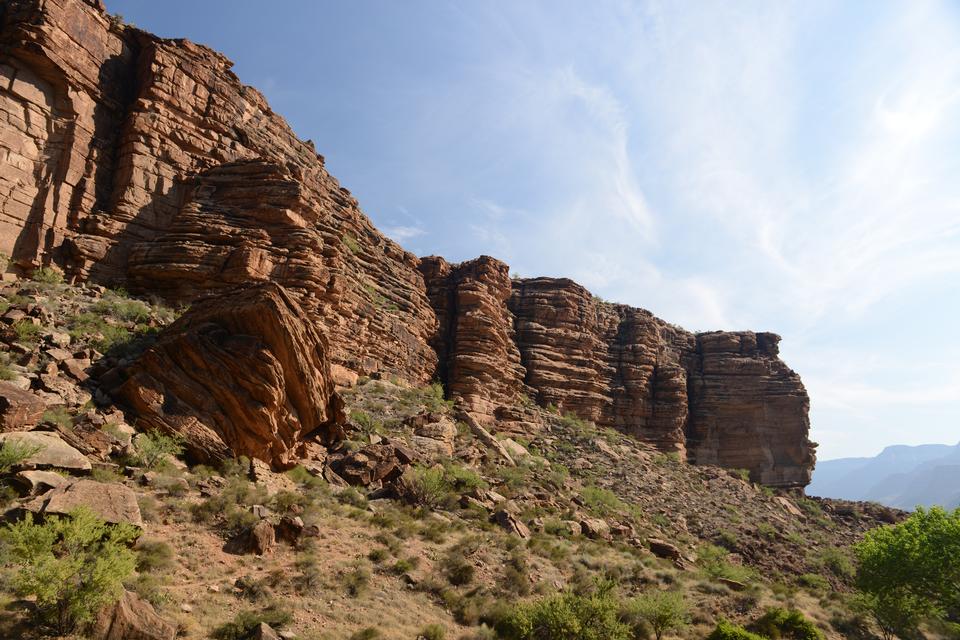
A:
[0,0,816,486]
[114,283,345,466]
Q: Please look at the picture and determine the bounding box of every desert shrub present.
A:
[66,312,131,351]
[350,628,383,640]
[294,553,323,594]
[341,561,371,596]
[92,297,151,323]
[41,406,72,428]
[503,548,531,596]
[235,574,272,602]
[495,581,631,640]
[698,543,753,583]
[749,607,824,640]
[133,430,183,470]
[623,590,690,640]
[445,463,487,492]
[342,233,361,254]
[444,555,476,586]
[581,485,626,517]
[811,547,855,580]
[211,606,292,640]
[134,539,175,573]
[0,354,15,381]
[707,620,767,640]
[0,508,137,635]
[12,319,41,343]
[0,438,43,473]
[31,267,63,284]
[406,465,454,508]
[367,547,389,563]
[797,573,829,591]
[126,572,169,608]
[418,623,446,640]
[338,486,369,509]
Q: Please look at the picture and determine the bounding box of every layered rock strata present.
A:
[114,283,345,466]
[0,0,816,485]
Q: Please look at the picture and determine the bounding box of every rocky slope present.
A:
[0,0,814,486]
[0,276,898,639]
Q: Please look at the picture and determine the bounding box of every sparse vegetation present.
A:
[133,430,184,470]
[0,439,43,473]
[0,508,137,635]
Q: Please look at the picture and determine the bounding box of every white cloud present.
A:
[382,225,426,242]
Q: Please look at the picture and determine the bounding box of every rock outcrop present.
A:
[0,0,816,486]
[114,282,345,466]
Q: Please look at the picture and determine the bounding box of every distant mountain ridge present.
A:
[808,442,960,510]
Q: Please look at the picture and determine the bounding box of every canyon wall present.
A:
[0,0,816,486]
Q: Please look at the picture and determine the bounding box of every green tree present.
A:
[854,506,960,638]
[624,590,690,640]
[0,507,138,634]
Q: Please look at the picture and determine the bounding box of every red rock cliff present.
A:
[0,0,816,486]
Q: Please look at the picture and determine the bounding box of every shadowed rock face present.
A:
[0,0,816,486]
[115,283,346,466]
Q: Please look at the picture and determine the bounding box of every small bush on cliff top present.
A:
[0,508,137,635]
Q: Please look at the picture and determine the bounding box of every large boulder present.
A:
[24,479,143,527]
[0,431,92,472]
[114,283,345,466]
[93,590,176,640]
[0,382,45,431]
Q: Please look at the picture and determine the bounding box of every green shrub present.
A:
[406,465,453,508]
[92,297,151,323]
[0,354,15,381]
[623,590,690,640]
[12,319,41,343]
[0,438,43,473]
[707,620,767,640]
[41,406,72,428]
[342,233,361,254]
[350,628,383,640]
[445,463,487,492]
[494,582,631,640]
[135,539,175,573]
[294,553,323,594]
[812,547,855,580]
[581,485,626,516]
[750,608,824,640]
[797,573,829,592]
[698,544,753,583]
[31,267,63,284]
[419,623,446,640]
[0,508,137,635]
[338,486,369,509]
[211,606,292,640]
[133,430,184,470]
[341,561,371,596]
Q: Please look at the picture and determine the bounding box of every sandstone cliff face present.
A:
[115,282,345,466]
[0,0,437,382]
[0,0,816,486]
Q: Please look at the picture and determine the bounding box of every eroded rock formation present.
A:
[0,0,816,486]
[114,283,345,466]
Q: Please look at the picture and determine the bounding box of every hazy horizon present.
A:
[107,0,960,459]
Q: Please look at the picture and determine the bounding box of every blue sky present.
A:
[109,1,960,459]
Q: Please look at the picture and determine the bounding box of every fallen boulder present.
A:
[24,479,143,527]
[93,589,176,640]
[114,283,345,466]
[0,431,92,472]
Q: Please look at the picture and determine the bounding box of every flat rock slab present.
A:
[0,431,91,471]
[12,470,68,495]
[26,478,143,527]
[0,382,45,431]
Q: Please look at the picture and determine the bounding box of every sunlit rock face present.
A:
[0,0,816,486]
